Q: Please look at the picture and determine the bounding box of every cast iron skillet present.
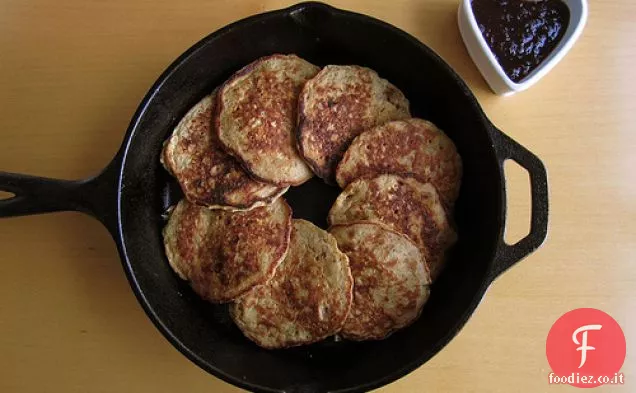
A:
[0,2,548,392]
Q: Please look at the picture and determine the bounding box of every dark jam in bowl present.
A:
[472,0,570,83]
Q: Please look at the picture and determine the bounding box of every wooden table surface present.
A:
[1,0,634,392]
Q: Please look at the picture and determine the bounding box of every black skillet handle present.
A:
[0,155,121,236]
[487,126,549,282]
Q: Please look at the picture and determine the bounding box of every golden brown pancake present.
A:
[336,118,462,208]
[330,221,430,341]
[161,93,287,210]
[216,54,319,186]
[328,174,456,280]
[297,65,410,183]
[163,198,292,303]
[230,219,353,349]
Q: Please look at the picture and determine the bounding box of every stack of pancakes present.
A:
[161,55,462,348]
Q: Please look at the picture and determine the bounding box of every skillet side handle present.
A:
[0,156,121,236]
[487,126,549,282]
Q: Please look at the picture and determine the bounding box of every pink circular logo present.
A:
[546,308,626,388]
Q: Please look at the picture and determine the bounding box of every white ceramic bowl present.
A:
[458,0,588,96]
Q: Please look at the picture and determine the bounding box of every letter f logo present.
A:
[572,324,602,368]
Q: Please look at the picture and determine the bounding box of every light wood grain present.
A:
[1,0,634,392]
